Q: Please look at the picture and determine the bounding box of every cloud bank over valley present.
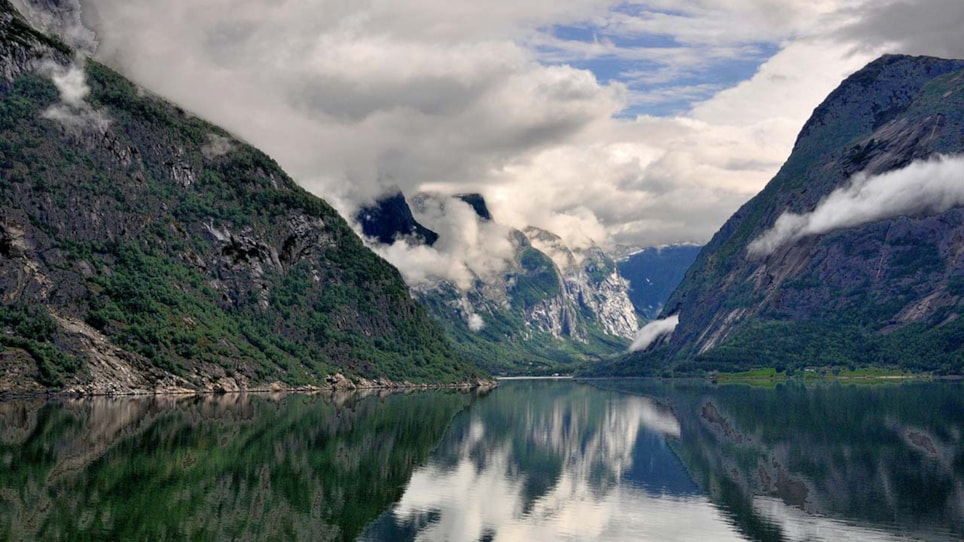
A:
[629,314,679,352]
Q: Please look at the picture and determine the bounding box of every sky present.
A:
[16,0,964,286]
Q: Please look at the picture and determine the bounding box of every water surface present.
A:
[362,379,964,541]
[2,379,962,541]
[0,390,474,541]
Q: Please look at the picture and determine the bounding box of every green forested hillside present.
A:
[0,2,484,392]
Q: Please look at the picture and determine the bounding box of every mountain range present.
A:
[358,191,641,375]
[8,1,959,388]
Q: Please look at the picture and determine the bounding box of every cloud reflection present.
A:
[363,382,736,542]
[751,496,943,542]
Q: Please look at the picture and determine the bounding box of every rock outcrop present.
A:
[356,191,439,246]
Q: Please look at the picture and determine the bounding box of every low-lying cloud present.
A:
[38,60,110,131]
[748,154,964,257]
[201,133,236,159]
[16,0,109,132]
[458,295,486,332]
[629,315,679,352]
[12,0,97,54]
[467,313,485,332]
[370,195,516,290]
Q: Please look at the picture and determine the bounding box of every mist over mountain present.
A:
[357,191,638,374]
[593,54,964,377]
[356,191,439,247]
[454,193,492,221]
[0,0,485,393]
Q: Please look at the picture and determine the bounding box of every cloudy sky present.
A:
[24,1,964,266]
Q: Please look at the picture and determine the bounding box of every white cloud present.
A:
[16,0,110,132]
[201,133,236,159]
[44,62,88,107]
[836,0,964,59]
[12,0,98,54]
[467,313,485,332]
[598,0,845,46]
[37,60,110,131]
[77,0,630,223]
[456,291,486,332]
[629,314,679,352]
[16,0,948,289]
[748,154,964,257]
[368,196,517,289]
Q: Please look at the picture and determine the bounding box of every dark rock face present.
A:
[0,1,482,392]
[454,193,492,221]
[356,192,439,246]
[0,0,69,80]
[606,55,964,375]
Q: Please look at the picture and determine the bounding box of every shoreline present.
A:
[0,374,498,400]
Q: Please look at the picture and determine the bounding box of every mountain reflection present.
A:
[362,379,743,541]
[596,379,964,542]
[0,390,474,541]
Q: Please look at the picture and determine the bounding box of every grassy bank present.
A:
[711,366,928,386]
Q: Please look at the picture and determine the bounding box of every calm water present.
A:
[1,380,962,541]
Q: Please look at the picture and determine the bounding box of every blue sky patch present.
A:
[535,21,780,117]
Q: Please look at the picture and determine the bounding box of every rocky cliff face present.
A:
[604,54,964,375]
[0,1,484,393]
[523,227,638,340]
[0,0,68,78]
[423,221,638,374]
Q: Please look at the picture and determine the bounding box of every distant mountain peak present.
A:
[454,193,492,221]
[361,191,639,374]
[356,191,439,246]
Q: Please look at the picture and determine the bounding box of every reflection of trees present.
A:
[599,380,964,542]
[0,391,474,541]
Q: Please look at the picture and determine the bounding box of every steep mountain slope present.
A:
[0,1,485,393]
[358,192,638,374]
[598,54,964,376]
[617,245,701,319]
